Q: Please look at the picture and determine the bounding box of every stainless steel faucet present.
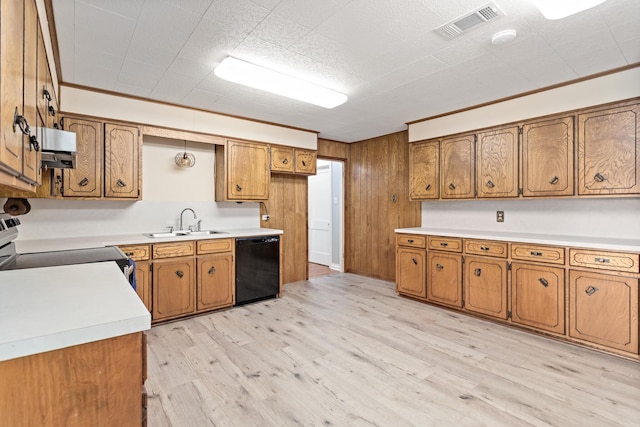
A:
[179,208,197,231]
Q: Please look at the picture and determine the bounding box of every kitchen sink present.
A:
[188,230,228,236]
[143,230,228,238]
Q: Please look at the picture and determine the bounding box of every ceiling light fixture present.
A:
[214,57,348,109]
[532,0,608,20]
[491,29,517,46]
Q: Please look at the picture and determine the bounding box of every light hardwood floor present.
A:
[146,273,640,427]
[308,262,336,278]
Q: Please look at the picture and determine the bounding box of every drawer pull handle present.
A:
[78,177,89,187]
[594,172,606,182]
[208,266,216,275]
[474,268,481,277]
[486,180,495,188]
[594,257,610,263]
[176,270,184,278]
[302,160,307,167]
[426,184,431,191]
[436,263,444,271]
[125,252,134,257]
[412,258,418,265]
[117,179,127,187]
[480,246,490,251]
[440,242,448,247]
[407,239,414,243]
[235,184,242,192]
[531,251,542,256]
[448,183,456,190]
[585,286,598,296]
[538,277,549,287]
[549,176,559,185]
[282,158,289,164]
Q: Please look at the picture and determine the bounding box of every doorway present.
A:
[308,159,344,276]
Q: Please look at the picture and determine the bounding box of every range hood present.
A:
[39,127,76,169]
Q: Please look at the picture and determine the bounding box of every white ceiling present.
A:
[51,0,640,142]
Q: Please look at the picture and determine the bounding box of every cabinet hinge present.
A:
[462,256,465,263]
[59,117,64,129]
[473,134,478,143]
[507,310,512,319]
[518,188,523,196]
[518,126,523,135]
[138,129,141,137]
[507,262,512,271]
[150,263,153,272]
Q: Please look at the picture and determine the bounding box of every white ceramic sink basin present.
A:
[143,230,227,238]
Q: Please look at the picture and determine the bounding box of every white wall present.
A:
[15,137,260,240]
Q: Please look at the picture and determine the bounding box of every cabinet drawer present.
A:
[569,248,639,273]
[465,239,508,258]
[428,236,463,253]
[396,234,426,249]
[511,244,565,265]
[119,244,150,261]
[197,238,234,254]
[152,241,195,259]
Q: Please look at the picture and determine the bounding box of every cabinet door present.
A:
[62,118,102,197]
[36,28,48,121]
[105,123,140,198]
[135,261,152,313]
[295,149,317,175]
[511,262,565,334]
[227,140,270,200]
[578,102,640,195]
[152,258,195,321]
[0,0,24,175]
[427,252,463,307]
[476,126,518,198]
[409,140,439,200]
[464,256,508,319]
[22,0,39,184]
[522,116,574,197]
[396,247,426,298]
[440,134,475,199]
[270,146,294,173]
[197,254,234,311]
[569,270,638,353]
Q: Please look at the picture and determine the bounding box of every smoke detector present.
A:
[435,2,505,40]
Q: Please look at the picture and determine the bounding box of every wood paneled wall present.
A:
[260,174,309,284]
[318,138,348,160]
[346,131,421,281]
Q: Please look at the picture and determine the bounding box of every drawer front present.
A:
[197,238,234,254]
[119,244,150,261]
[465,239,508,258]
[396,234,426,249]
[152,241,195,259]
[511,244,565,265]
[569,248,639,273]
[428,236,463,253]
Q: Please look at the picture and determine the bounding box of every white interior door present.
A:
[308,162,332,265]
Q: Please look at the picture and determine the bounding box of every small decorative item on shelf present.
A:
[175,140,195,168]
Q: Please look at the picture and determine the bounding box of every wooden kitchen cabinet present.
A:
[62,118,102,197]
[215,139,270,201]
[569,270,638,354]
[119,243,152,313]
[577,100,640,195]
[152,257,196,322]
[440,133,475,199]
[409,139,439,200]
[270,146,295,173]
[197,254,234,311]
[511,262,565,334]
[476,126,518,198]
[396,247,426,298]
[22,0,40,185]
[294,149,317,175]
[427,251,463,308]
[521,115,574,197]
[464,256,508,319]
[104,123,140,198]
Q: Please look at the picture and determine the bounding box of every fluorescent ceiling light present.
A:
[532,0,608,20]
[214,57,348,109]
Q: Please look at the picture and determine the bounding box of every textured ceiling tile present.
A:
[179,18,248,64]
[118,59,166,91]
[563,46,628,77]
[426,0,500,22]
[618,37,640,64]
[151,72,202,103]
[204,0,270,28]
[273,0,342,29]
[250,13,312,48]
[75,2,136,58]
[77,0,145,20]
[432,38,489,67]
[167,57,215,80]
[73,61,119,89]
[182,89,225,110]
[160,0,215,15]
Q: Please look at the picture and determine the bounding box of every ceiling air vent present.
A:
[435,2,505,40]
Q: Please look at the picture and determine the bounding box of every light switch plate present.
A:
[497,211,504,222]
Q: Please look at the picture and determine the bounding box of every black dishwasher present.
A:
[235,236,280,305]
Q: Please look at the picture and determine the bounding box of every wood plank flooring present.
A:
[308,262,336,278]
[145,273,640,427]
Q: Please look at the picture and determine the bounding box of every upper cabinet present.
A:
[62,118,102,198]
[578,101,640,196]
[216,139,270,201]
[294,149,316,175]
[440,133,475,199]
[521,115,574,197]
[104,123,140,198]
[476,126,518,198]
[409,139,439,200]
[270,146,317,175]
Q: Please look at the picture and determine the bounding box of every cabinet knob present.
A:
[302,160,307,166]
[538,277,549,287]
[117,179,127,187]
[235,184,242,192]
[407,239,414,243]
[549,176,559,185]
[78,177,89,187]
[594,172,606,182]
[425,184,431,191]
[282,158,288,164]
[436,263,444,271]
[486,180,495,188]
[448,183,456,190]
[474,268,481,277]
[411,258,418,265]
[585,286,598,296]
[176,270,184,278]
[208,266,216,275]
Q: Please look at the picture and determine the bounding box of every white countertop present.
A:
[395,227,640,252]
[15,227,283,253]
[0,262,151,362]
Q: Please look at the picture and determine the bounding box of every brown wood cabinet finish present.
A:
[409,139,439,200]
[578,101,640,195]
[511,243,565,265]
[464,256,508,319]
[427,236,463,253]
[569,248,639,273]
[152,241,195,259]
[22,0,40,184]
[476,126,519,198]
[427,251,463,308]
[294,149,317,175]
[440,133,475,199]
[396,247,426,298]
[197,238,234,254]
[216,140,270,201]
[104,123,140,198]
[152,258,196,321]
[62,118,103,197]
[396,234,426,249]
[569,270,638,353]
[511,262,565,334]
[197,253,234,311]
[270,146,295,173]
[119,244,150,261]
[135,260,152,313]
[317,139,348,160]
[465,239,508,258]
[521,116,574,197]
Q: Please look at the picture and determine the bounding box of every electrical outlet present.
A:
[261,214,270,221]
[497,211,504,222]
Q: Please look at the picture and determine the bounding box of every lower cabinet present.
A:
[135,261,152,312]
[396,247,426,298]
[511,262,565,334]
[569,270,639,353]
[464,256,508,319]
[152,258,196,322]
[197,254,234,311]
[427,251,463,308]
